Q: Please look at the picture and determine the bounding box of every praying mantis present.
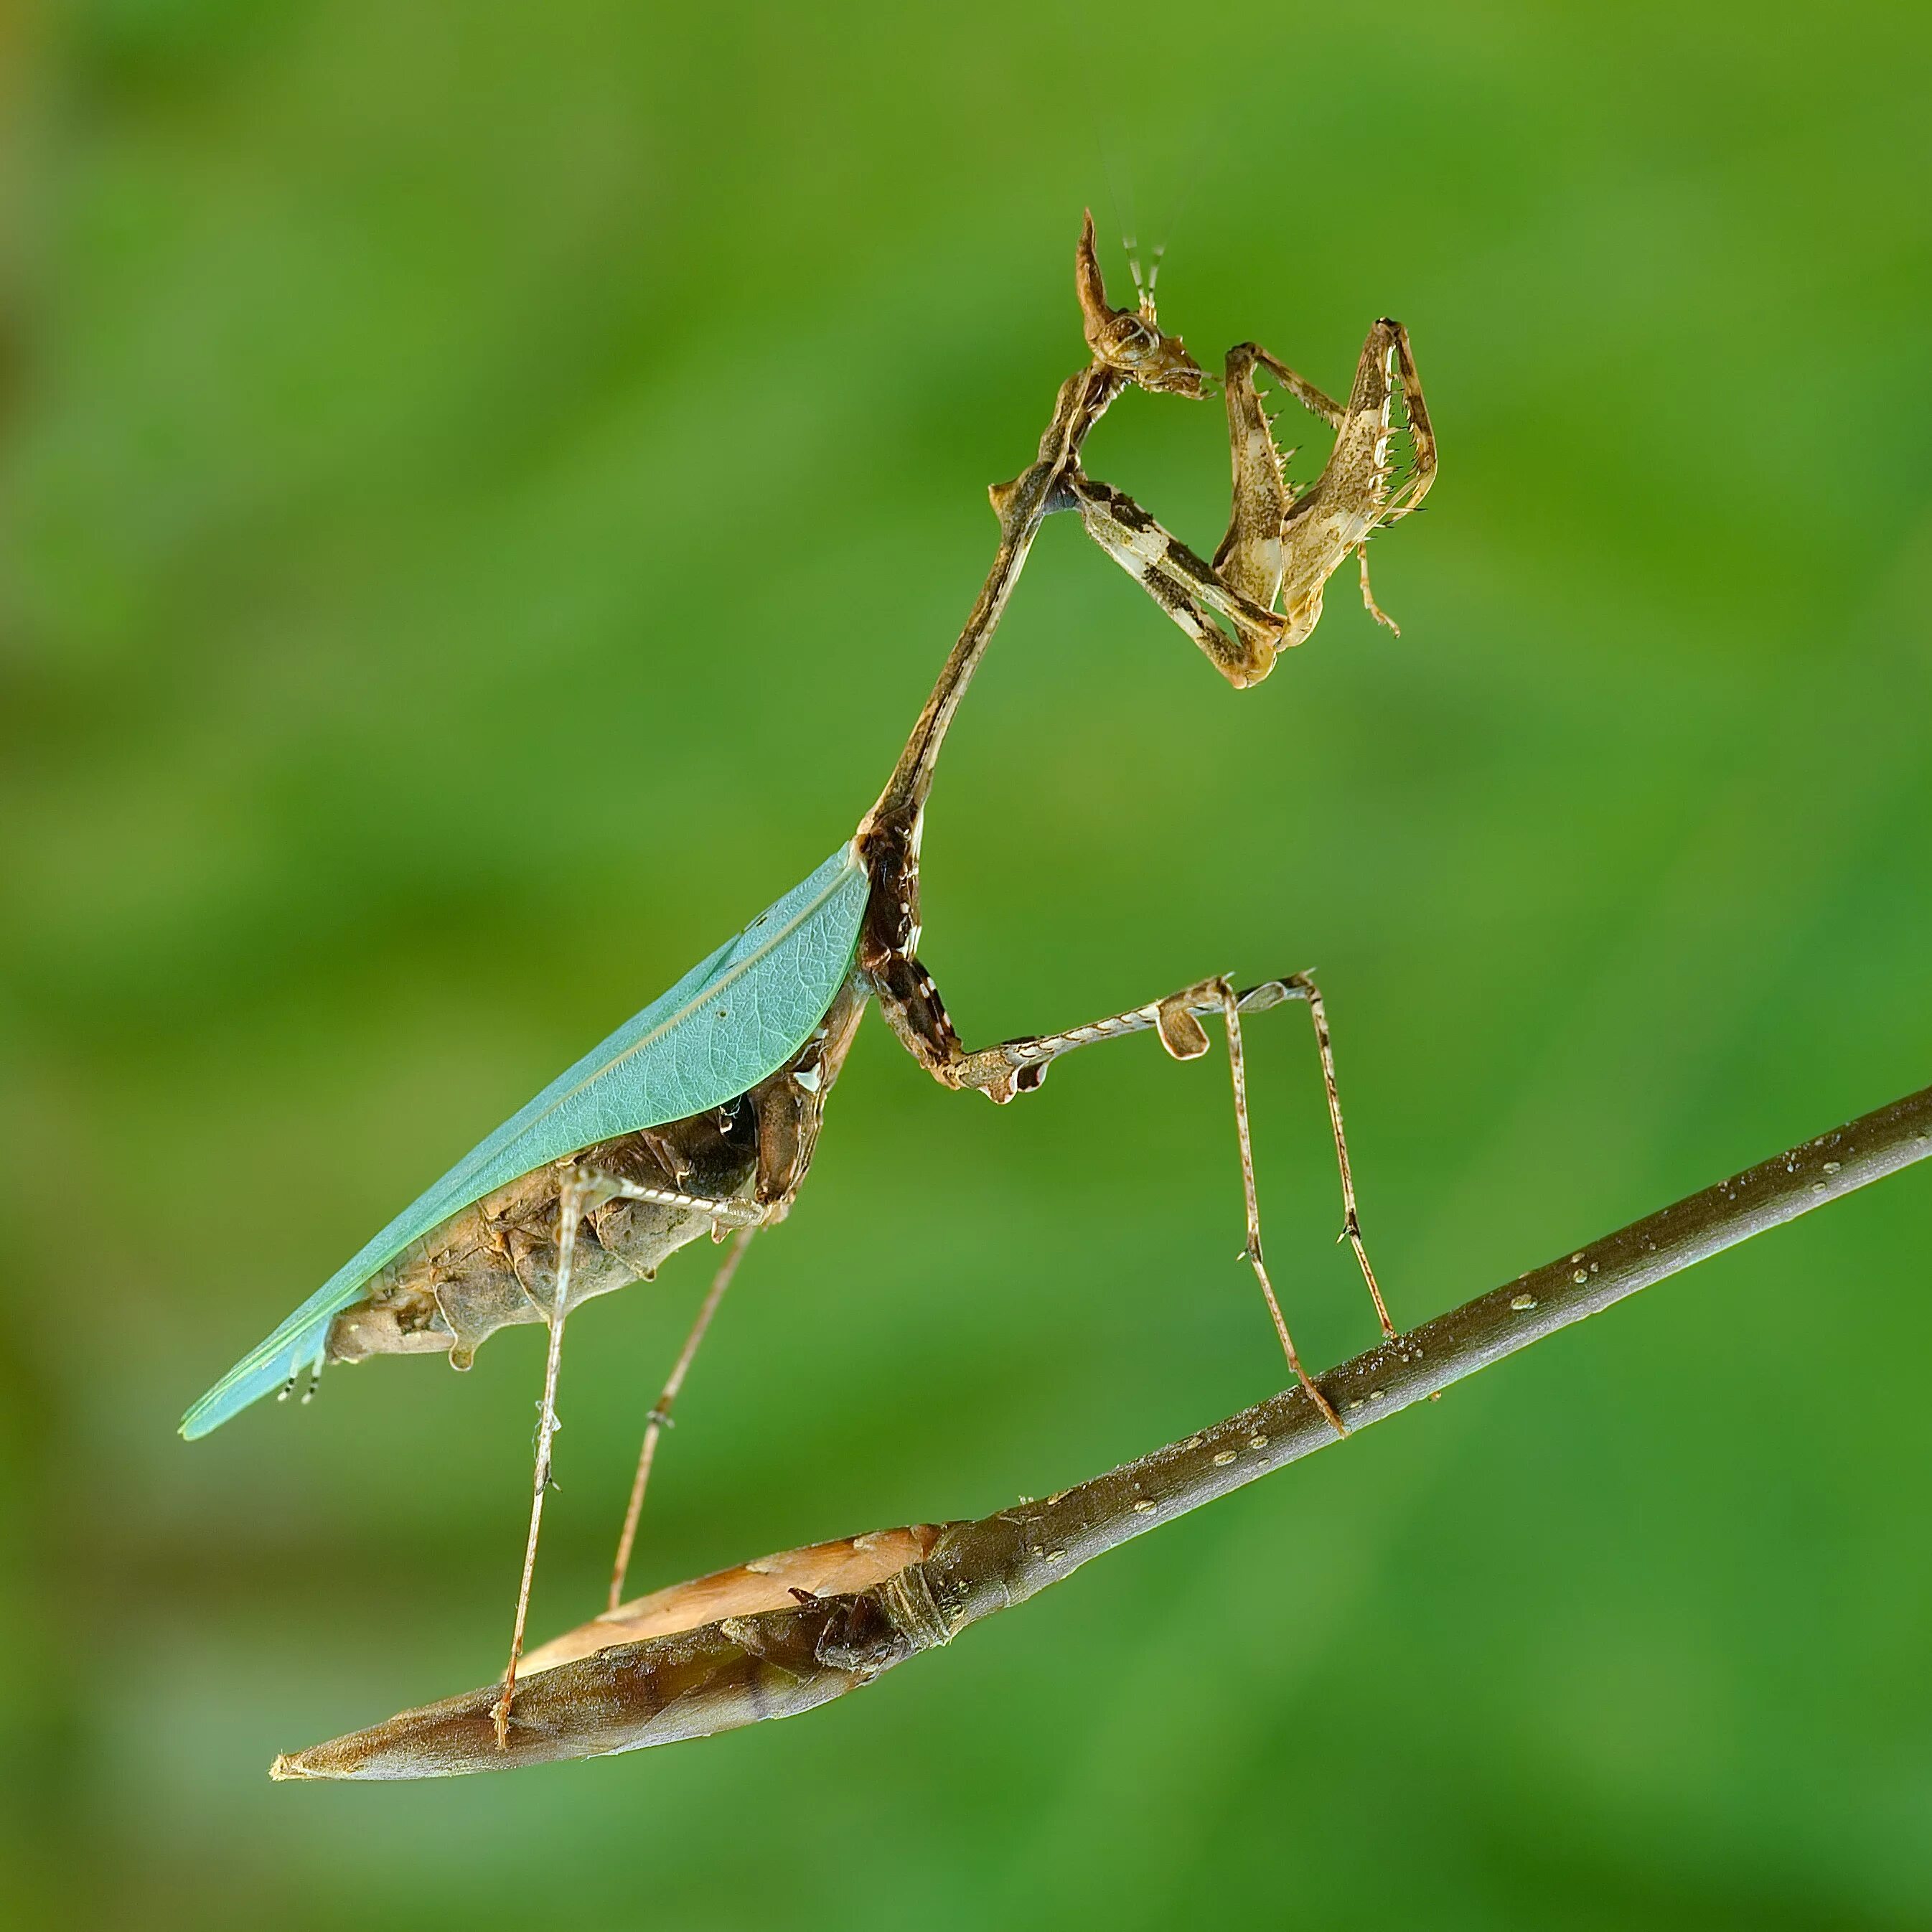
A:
[181,211,1438,1749]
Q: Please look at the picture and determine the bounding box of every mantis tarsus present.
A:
[182,211,1438,1749]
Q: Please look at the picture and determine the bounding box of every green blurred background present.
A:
[5,1,1931,1926]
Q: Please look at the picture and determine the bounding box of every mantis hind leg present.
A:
[606,1227,755,1612]
[599,980,866,1612]
[492,1171,600,1748]
[488,1168,772,1748]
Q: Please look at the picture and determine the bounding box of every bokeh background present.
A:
[5,3,1931,1926]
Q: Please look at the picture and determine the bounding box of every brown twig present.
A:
[273,1082,1932,1780]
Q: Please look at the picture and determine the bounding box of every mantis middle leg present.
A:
[871,957,1395,1428]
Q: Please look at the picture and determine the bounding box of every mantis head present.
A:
[1074,209,1205,399]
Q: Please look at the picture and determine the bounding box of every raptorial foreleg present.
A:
[1280,318,1438,640]
[1068,320,1437,660]
[1064,473,1284,688]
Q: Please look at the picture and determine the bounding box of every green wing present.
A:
[182,843,870,1439]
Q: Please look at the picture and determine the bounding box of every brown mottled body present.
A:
[325,979,869,1374]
